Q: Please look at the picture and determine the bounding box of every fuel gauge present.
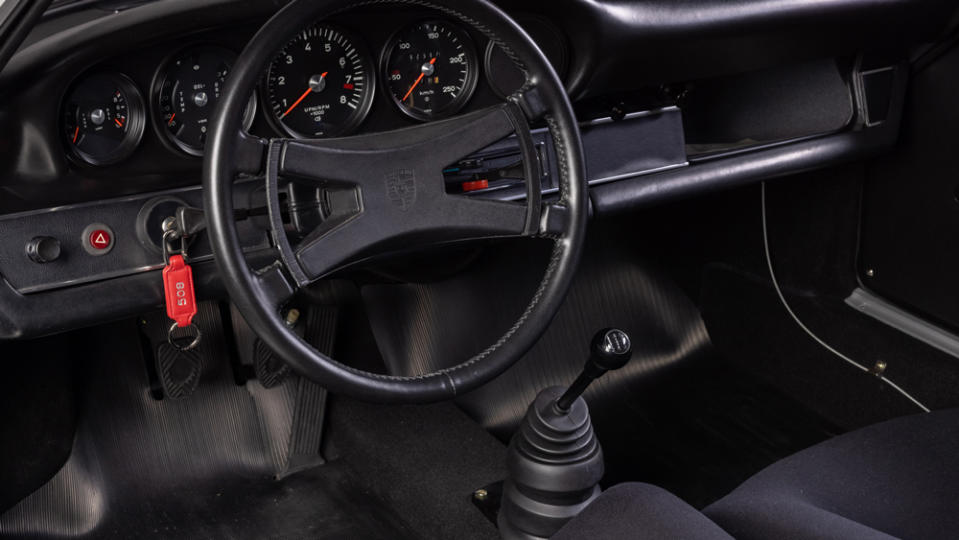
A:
[62,72,145,166]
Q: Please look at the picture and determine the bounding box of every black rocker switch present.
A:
[555,328,632,412]
[26,236,61,264]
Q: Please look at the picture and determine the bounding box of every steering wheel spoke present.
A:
[292,211,375,280]
[254,260,298,309]
[235,131,269,176]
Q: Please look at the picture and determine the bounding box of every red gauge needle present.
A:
[401,57,436,103]
[282,72,327,119]
[168,113,176,126]
[72,126,79,144]
[114,117,124,128]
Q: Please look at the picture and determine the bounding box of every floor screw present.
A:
[473,489,488,501]
[284,308,301,328]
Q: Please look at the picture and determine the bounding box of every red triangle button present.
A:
[89,229,111,249]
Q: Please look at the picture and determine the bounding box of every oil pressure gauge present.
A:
[383,20,479,121]
[155,45,255,156]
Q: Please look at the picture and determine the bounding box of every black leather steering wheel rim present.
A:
[203,0,587,403]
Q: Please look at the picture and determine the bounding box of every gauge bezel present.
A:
[380,19,480,122]
[61,71,146,167]
[260,23,376,139]
[151,44,257,157]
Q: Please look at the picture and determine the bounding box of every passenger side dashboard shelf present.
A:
[590,63,908,216]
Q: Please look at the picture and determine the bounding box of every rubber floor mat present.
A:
[0,312,415,539]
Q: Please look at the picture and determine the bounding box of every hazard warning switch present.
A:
[81,223,115,256]
[90,230,111,249]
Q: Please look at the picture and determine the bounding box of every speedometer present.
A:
[265,24,374,138]
[383,20,479,121]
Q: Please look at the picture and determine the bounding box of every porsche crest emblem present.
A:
[385,169,416,211]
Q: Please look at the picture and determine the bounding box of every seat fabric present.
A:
[555,409,959,539]
[703,408,959,540]
[552,483,733,540]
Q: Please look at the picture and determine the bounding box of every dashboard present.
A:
[0,0,953,339]
[60,13,567,167]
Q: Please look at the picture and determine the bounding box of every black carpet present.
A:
[323,397,507,540]
[0,334,78,513]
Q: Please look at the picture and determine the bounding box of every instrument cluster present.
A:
[59,16,560,167]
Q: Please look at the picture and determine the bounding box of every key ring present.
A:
[162,229,180,265]
[168,321,202,352]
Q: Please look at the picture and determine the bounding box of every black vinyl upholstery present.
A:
[557,409,959,539]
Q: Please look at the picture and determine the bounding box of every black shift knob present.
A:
[555,328,632,412]
[588,328,632,372]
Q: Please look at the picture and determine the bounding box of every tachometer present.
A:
[383,20,479,121]
[62,72,145,166]
[265,24,374,138]
[154,45,256,156]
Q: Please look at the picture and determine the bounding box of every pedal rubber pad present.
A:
[156,343,202,399]
[253,338,290,389]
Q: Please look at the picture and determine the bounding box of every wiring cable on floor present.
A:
[760,182,930,413]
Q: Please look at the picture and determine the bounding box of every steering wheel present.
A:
[204,0,586,403]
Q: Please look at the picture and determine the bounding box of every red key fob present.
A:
[163,254,197,327]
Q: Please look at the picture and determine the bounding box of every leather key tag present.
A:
[163,254,197,327]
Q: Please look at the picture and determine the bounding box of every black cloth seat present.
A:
[555,409,959,539]
[552,483,733,540]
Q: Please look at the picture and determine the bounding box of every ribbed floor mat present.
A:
[0,308,414,539]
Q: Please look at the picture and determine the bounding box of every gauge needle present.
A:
[114,118,124,128]
[401,57,436,103]
[282,72,327,119]
[72,126,79,144]
[168,113,176,126]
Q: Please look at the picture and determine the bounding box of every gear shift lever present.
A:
[498,329,632,540]
[555,329,632,412]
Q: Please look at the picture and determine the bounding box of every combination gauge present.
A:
[62,72,145,166]
[155,45,255,156]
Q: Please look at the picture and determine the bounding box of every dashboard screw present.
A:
[866,269,875,277]
[473,489,488,501]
